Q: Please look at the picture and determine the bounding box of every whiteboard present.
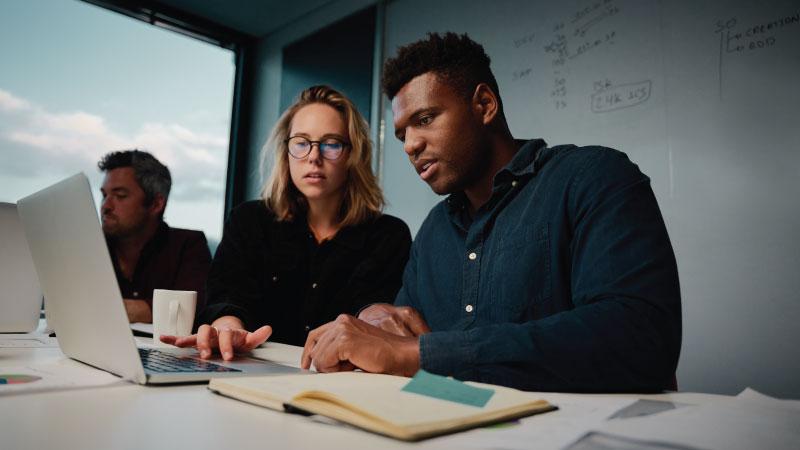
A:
[380,0,800,398]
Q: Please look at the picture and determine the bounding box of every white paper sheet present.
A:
[588,388,800,450]
[427,393,636,450]
[608,399,691,420]
[736,388,800,411]
[0,359,125,396]
[567,431,701,450]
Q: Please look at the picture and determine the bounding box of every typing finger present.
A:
[309,326,350,373]
[217,328,235,360]
[196,324,217,359]
[301,322,332,369]
[242,325,272,351]
[166,334,198,347]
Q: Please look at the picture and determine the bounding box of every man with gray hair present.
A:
[98,150,211,323]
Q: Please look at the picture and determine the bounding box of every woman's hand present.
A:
[159,315,272,361]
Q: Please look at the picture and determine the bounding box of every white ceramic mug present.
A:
[152,289,197,345]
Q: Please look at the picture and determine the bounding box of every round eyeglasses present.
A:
[285,136,350,160]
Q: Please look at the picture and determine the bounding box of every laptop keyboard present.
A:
[139,348,241,373]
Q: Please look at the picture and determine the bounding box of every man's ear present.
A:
[471,83,499,125]
[149,193,167,218]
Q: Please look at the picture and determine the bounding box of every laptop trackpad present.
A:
[160,347,306,375]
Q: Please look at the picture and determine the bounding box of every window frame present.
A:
[82,0,255,220]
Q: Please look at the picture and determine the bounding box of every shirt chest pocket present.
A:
[488,224,552,321]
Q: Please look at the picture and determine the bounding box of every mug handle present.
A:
[169,300,180,336]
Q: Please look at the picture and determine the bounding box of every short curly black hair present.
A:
[382,32,501,106]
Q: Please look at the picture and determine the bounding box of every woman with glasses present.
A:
[161,85,411,359]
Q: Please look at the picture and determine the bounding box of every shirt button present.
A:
[304,325,310,332]
[511,180,518,187]
[465,304,474,313]
[468,252,477,261]
[272,276,278,282]
[133,291,138,297]
[312,282,318,289]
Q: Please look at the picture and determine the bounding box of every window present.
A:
[0,0,235,250]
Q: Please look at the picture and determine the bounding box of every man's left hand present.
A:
[301,314,420,376]
[358,303,430,337]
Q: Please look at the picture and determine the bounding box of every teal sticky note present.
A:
[401,370,494,408]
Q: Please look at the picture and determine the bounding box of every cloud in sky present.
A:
[0,89,32,111]
[0,88,228,202]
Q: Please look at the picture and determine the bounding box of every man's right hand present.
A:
[357,303,430,337]
[159,315,272,361]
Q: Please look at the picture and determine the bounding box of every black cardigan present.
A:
[199,200,411,346]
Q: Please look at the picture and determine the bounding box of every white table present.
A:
[0,337,780,450]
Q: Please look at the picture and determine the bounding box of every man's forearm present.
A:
[123,299,152,323]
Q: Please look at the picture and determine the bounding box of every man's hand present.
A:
[301,314,420,376]
[159,315,272,361]
[124,299,152,323]
[358,303,430,337]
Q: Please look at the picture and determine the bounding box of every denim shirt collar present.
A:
[502,138,548,178]
[445,138,548,214]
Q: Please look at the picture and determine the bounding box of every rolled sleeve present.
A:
[419,329,476,376]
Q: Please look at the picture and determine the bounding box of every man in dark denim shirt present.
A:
[302,32,681,393]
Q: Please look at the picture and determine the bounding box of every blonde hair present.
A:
[259,85,384,227]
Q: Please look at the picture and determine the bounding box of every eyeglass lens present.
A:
[288,137,346,160]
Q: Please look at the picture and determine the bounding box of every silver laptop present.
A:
[0,202,43,333]
[17,173,303,384]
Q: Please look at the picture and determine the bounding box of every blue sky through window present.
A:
[0,0,235,246]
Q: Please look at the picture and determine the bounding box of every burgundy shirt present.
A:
[107,221,212,314]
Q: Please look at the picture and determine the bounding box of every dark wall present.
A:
[280,6,376,122]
